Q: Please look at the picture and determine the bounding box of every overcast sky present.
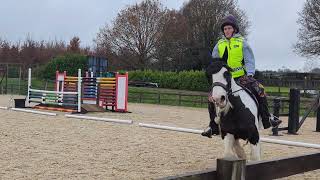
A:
[0,0,310,71]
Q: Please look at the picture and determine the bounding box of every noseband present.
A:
[211,82,231,95]
[211,81,244,98]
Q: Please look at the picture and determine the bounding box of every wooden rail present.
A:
[160,152,320,180]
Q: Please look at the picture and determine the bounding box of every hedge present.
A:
[128,70,210,91]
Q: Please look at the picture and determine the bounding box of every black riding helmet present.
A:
[220,15,239,33]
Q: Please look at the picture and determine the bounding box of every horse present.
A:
[206,60,261,161]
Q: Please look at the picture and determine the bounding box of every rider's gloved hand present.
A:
[201,126,220,138]
[247,74,254,79]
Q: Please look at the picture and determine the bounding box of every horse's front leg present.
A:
[223,133,236,158]
[214,106,221,124]
[250,142,261,161]
[233,139,246,159]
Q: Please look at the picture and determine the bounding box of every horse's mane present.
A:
[206,59,232,85]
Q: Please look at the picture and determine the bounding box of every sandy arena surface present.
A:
[0,95,320,179]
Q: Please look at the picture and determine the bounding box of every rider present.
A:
[202,15,282,138]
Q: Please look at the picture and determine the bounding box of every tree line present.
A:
[0,36,89,69]
[0,0,318,73]
[95,0,248,71]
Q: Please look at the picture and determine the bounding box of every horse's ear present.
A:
[206,61,228,85]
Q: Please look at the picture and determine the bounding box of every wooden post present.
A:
[216,157,246,180]
[288,88,300,134]
[272,98,281,136]
[178,94,181,106]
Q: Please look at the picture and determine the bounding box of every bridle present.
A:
[211,81,243,97]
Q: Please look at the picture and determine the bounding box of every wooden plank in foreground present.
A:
[160,152,320,180]
[246,152,320,180]
[158,168,217,180]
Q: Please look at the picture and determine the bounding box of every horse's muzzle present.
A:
[209,95,227,108]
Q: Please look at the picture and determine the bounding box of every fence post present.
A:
[317,102,320,132]
[178,94,181,106]
[10,84,13,94]
[5,64,8,94]
[139,92,142,103]
[288,88,300,134]
[44,81,48,90]
[217,157,246,180]
[272,98,281,136]
[18,65,21,95]
[158,93,160,104]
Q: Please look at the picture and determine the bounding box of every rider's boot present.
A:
[259,96,282,129]
[269,114,282,127]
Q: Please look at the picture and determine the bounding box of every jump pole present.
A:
[65,114,133,124]
[26,68,31,107]
[138,123,320,149]
[260,137,320,149]
[139,123,203,134]
[29,89,78,95]
[0,106,8,110]
[11,108,57,116]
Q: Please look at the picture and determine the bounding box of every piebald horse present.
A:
[206,60,261,161]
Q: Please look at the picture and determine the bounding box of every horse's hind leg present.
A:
[223,133,236,158]
[233,139,246,159]
[250,142,261,161]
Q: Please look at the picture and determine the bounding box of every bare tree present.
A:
[182,0,249,69]
[155,10,189,71]
[68,36,81,53]
[20,37,38,64]
[303,59,320,72]
[96,0,167,70]
[294,0,320,57]
[0,40,11,62]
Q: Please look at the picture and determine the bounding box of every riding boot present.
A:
[201,102,220,138]
[259,96,282,129]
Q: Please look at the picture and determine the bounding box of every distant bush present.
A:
[40,54,87,79]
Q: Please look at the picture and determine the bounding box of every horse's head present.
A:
[206,59,232,108]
